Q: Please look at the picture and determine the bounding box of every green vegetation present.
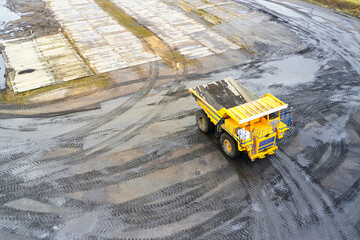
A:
[94,0,155,38]
[162,48,198,68]
[304,0,360,18]
[196,9,221,24]
[201,0,211,4]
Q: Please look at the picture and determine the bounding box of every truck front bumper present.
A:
[249,145,278,161]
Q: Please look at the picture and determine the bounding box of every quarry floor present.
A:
[0,0,360,239]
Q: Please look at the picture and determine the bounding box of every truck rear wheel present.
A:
[220,132,239,158]
[196,110,214,133]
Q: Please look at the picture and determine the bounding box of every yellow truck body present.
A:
[189,77,291,161]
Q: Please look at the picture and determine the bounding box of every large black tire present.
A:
[215,123,224,137]
[220,132,239,159]
[196,110,214,133]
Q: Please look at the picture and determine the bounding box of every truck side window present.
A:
[269,112,278,120]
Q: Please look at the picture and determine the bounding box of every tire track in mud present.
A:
[0,143,243,239]
[235,160,285,240]
[56,62,160,141]
[0,58,189,185]
[40,68,187,181]
[70,134,249,237]
[224,73,357,239]
[239,84,348,238]
[0,145,223,238]
[87,68,191,154]
[275,66,358,180]
[7,174,242,233]
[205,133,289,239]
[37,53,187,168]
[63,166,233,212]
[310,140,348,182]
[0,206,61,226]
[0,139,215,205]
[300,142,331,171]
[166,208,243,240]
[274,81,360,239]
[0,70,243,238]
[348,116,360,138]
[119,180,243,232]
[0,120,202,189]
[334,177,360,209]
[197,216,253,240]
[271,151,358,239]
[75,56,191,153]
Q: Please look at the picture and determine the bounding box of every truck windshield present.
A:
[269,112,278,119]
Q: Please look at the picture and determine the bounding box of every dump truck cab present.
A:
[189,77,292,161]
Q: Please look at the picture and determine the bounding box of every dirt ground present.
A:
[2,0,59,40]
[0,0,360,239]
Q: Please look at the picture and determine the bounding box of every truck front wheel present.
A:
[196,110,214,133]
[220,132,239,158]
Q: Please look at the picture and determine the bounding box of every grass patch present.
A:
[304,0,360,18]
[0,73,111,105]
[197,9,221,23]
[94,0,155,38]
[163,48,198,68]
[201,0,211,4]
[144,36,198,69]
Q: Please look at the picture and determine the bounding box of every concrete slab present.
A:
[35,34,93,82]
[180,0,301,53]
[45,0,161,73]
[3,33,93,93]
[111,0,240,59]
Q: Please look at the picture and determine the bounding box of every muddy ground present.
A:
[2,0,59,40]
[0,0,360,239]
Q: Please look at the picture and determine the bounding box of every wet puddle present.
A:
[0,0,20,30]
[253,0,304,19]
[298,114,349,148]
[249,55,319,87]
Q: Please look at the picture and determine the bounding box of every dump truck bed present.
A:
[190,77,259,111]
[189,77,288,125]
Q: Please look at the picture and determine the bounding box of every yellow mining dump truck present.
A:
[189,77,292,161]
